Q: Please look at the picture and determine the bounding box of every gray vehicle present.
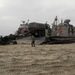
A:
[28,22,51,37]
[48,16,75,44]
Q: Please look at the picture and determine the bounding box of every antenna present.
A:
[55,16,58,21]
[54,16,60,25]
[54,16,58,25]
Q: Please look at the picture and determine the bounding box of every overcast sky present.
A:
[0,0,75,36]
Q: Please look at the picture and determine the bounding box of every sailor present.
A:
[31,35,35,47]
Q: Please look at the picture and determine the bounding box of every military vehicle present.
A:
[0,34,17,45]
[28,22,51,37]
[48,16,75,44]
[13,17,75,44]
[15,21,51,44]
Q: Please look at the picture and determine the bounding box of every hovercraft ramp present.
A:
[16,36,45,45]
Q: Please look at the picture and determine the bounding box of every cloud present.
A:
[0,0,75,35]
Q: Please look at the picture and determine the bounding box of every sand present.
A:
[0,43,75,75]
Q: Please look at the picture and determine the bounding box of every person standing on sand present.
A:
[31,35,35,47]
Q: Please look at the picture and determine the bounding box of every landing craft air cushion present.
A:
[48,16,75,44]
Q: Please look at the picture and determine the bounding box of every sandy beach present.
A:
[0,43,75,75]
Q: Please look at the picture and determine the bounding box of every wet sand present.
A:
[0,43,75,75]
